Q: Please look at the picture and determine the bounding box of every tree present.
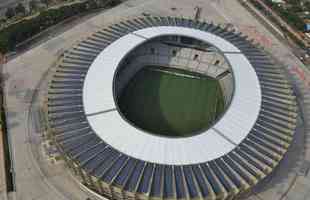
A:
[29,0,38,12]
[304,2,310,12]
[41,0,51,7]
[108,0,122,7]
[86,0,98,9]
[0,1,93,54]
[0,35,10,54]
[5,8,15,19]
[15,3,26,15]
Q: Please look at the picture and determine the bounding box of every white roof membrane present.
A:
[83,34,145,115]
[133,26,241,53]
[83,26,262,165]
[87,111,236,165]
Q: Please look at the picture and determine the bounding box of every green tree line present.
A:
[262,0,305,31]
[0,0,121,54]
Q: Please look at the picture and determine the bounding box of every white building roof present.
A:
[83,26,262,165]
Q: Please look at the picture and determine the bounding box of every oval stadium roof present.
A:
[83,26,261,165]
[47,17,298,200]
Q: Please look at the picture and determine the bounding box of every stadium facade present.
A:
[46,17,298,200]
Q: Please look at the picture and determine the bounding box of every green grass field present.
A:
[118,66,224,137]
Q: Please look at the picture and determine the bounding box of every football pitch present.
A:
[118,66,225,137]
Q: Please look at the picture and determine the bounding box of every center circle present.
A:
[114,35,234,137]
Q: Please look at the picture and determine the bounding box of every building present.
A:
[304,19,310,32]
[46,17,298,200]
[271,0,285,4]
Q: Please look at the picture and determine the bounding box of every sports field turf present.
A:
[118,66,224,137]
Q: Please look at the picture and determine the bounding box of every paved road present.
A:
[0,0,22,9]
[0,0,21,16]
[0,0,29,16]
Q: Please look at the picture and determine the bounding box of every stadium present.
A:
[46,17,298,200]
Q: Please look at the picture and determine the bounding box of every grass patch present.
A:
[118,66,225,137]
